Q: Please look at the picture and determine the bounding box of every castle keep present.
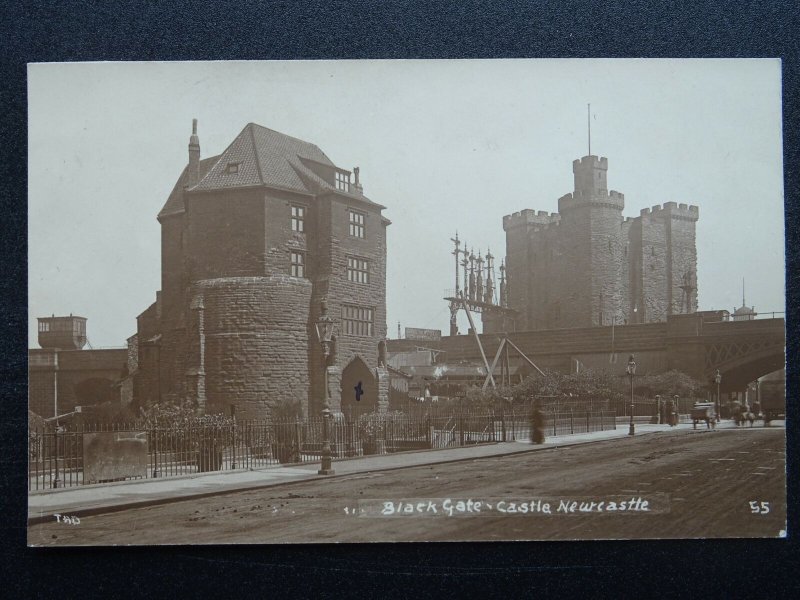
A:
[133,121,390,419]
[503,155,699,331]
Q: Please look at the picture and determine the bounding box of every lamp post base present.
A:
[318,467,336,475]
[628,423,635,436]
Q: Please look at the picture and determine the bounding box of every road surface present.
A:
[28,426,786,545]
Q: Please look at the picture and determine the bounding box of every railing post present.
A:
[152,425,160,478]
[295,421,302,462]
[231,420,237,470]
[586,411,590,433]
[52,424,61,489]
[570,408,574,435]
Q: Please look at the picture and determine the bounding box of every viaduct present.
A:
[387,312,785,393]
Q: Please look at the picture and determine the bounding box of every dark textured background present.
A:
[1,1,798,597]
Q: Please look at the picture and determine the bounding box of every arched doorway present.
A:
[341,356,376,418]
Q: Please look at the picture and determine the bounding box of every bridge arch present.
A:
[705,346,785,392]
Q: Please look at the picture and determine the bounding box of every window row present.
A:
[289,252,372,284]
[38,320,85,333]
[289,205,367,239]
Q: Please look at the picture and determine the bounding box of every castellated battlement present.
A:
[639,201,699,221]
[572,155,608,172]
[557,188,625,213]
[503,208,561,231]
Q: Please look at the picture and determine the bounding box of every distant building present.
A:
[29,316,127,418]
[36,315,87,350]
[732,305,757,321]
[503,154,700,330]
[732,281,757,321]
[131,121,390,418]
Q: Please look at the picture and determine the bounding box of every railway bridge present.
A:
[387,312,785,392]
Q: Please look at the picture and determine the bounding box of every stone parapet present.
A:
[503,208,561,231]
[639,202,699,221]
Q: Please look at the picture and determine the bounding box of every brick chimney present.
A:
[187,118,200,187]
[353,166,363,195]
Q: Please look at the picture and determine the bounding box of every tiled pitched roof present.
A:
[158,156,219,219]
[192,123,336,194]
[160,123,386,217]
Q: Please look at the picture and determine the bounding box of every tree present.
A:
[632,370,707,399]
[510,368,623,408]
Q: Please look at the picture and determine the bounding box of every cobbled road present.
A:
[29,426,786,545]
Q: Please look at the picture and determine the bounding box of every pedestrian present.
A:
[530,399,546,444]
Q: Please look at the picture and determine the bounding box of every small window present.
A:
[342,305,374,337]
[291,205,305,233]
[225,162,240,174]
[335,171,351,192]
[290,251,306,278]
[38,321,50,332]
[349,210,365,238]
[347,257,369,284]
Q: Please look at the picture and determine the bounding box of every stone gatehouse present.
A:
[132,121,390,418]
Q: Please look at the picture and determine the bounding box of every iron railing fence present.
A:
[28,407,617,490]
[609,396,703,418]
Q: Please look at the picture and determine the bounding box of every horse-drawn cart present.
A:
[690,402,717,430]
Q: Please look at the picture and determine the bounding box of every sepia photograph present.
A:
[26,59,786,545]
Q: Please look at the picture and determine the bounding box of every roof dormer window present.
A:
[225,162,241,174]
[335,170,351,192]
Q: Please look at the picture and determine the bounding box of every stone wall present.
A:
[308,193,388,414]
[191,276,313,419]
[185,188,267,280]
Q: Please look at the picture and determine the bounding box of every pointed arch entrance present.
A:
[341,355,376,418]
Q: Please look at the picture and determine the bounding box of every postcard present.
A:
[27,59,786,544]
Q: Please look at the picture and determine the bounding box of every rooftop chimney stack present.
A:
[187,118,200,188]
[353,166,363,195]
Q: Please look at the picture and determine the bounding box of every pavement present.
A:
[27,420,743,524]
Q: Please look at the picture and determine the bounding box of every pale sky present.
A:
[28,59,785,348]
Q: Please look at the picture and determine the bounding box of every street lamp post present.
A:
[316,298,336,476]
[53,421,63,489]
[714,369,722,423]
[655,394,662,425]
[627,355,637,436]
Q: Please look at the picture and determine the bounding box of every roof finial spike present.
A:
[192,118,197,136]
[587,103,591,156]
[743,277,746,307]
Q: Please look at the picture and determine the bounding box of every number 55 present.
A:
[749,501,770,514]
